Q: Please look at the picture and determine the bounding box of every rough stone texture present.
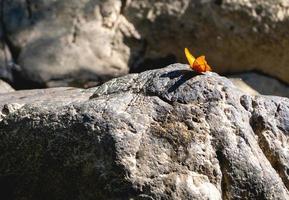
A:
[230,72,289,98]
[1,64,289,199]
[2,0,289,87]
[0,79,14,94]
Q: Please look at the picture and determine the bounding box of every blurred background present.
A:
[0,0,288,97]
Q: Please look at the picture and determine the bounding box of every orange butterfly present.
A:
[184,48,212,73]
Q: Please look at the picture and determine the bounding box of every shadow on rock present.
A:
[160,70,199,93]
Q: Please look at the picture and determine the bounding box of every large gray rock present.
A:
[230,72,289,98]
[2,0,139,86]
[229,78,260,96]
[124,0,289,83]
[2,0,289,87]
[0,64,289,199]
[0,79,14,94]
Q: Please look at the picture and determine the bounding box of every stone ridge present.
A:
[0,64,289,199]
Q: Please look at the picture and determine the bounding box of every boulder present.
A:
[229,78,260,96]
[0,64,289,199]
[2,0,139,86]
[230,72,289,98]
[0,80,14,94]
[2,0,289,87]
[124,0,289,84]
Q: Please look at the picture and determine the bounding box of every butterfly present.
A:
[184,48,212,73]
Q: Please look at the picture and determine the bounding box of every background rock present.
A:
[124,0,289,83]
[230,72,289,97]
[0,79,14,94]
[1,0,289,88]
[1,0,140,87]
[229,78,260,96]
[0,64,289,199]
[0,41,13,82]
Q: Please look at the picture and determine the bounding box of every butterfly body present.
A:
[184,48,212,73]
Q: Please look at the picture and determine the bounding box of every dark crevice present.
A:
[214,0,223,6]
[216,149,230,200]
[71,16,81,44]
[0,41,13,82]
[249,113,289,190]
[71,24,77,43]
[0,39,8,66]
[120,0,127,15]
[11,69,46,89]
[239,95,251,111]
[1,37,21,63]
[1,105,10,115]
[126,38,148,73]
[25,0,33,19]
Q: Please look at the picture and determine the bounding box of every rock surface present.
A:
[1,64,289,199]
[1,0,289,86]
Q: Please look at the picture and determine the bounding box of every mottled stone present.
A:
[0,64,289,199]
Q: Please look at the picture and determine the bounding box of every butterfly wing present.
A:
[193,56,212,72]
[184,48,196,67]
